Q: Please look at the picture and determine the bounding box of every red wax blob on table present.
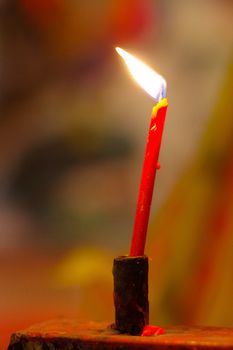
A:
[142,325,165,336]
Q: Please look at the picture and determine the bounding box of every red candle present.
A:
[116,47,168,257]
[130,98,168,256]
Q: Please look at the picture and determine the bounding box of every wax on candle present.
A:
[116,47,168,257]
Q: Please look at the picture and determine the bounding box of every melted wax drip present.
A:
[141,325,165,337]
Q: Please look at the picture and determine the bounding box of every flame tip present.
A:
[115,47,123,54]
[115,47,167,101]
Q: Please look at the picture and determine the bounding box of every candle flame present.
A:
[116,47,166,102]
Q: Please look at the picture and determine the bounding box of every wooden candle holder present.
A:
[8,319,233,350]
[113,255,149,335]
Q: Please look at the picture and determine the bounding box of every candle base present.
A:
[8,319,233,350]
[113,255,149,335]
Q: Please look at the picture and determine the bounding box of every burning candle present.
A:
[116,47,168,257]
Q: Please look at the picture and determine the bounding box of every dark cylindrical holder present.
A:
[113,255,149,335]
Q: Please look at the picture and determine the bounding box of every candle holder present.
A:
[113,255,149,335]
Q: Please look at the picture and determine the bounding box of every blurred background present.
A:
[1,0,233,348]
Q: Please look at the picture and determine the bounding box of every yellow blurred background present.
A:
[1,0,233,348]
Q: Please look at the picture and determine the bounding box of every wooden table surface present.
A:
[8,318,233,350]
